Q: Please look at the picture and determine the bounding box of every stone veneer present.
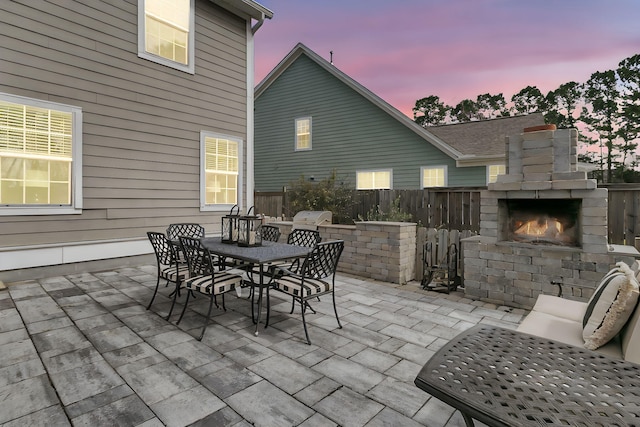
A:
[463,127,639,309]
[269,221,417,285]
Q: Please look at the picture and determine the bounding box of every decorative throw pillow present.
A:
[583,262,640,350]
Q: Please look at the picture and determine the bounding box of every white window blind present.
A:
[357,170,391,190]
[203,135,239,206]
[0,100,73,205]
[422,166,446,188]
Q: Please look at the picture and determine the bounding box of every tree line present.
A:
[412,54,640,183]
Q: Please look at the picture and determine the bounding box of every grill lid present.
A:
[292,211,332,229]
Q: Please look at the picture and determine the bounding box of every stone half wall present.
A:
[269,221,417,285]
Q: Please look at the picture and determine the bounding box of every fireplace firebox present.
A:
[499,199,581,247]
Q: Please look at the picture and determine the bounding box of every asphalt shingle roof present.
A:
[427,113,545,157]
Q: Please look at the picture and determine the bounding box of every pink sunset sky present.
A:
[254,0,640,118]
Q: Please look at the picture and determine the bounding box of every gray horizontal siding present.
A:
[255,55,461,191]
[0,0,249,248]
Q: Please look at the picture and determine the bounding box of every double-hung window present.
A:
[356,169,392,190]
[138,0,195,74]
[421,166,447,188]
[487,164,505,184]
[0,93,82,215]
[295,117,312,151]
[200,132,242,210]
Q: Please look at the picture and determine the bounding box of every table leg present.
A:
[254,264,264,336]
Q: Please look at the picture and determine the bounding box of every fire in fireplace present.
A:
[501,199,581,247]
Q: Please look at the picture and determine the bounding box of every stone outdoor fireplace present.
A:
[463,126,639,309]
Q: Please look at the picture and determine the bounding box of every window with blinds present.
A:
[0,99,74,205]
[202,134,241,207]
[138,0,194,73]
[356,170,392,190]
[421,166,447,188]
[295,117,312,151]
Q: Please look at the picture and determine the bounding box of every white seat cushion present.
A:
[275,276,331,298]
[183,271,242,295]
[518,311,623,359]
[530,294,588,323]
[160,264,189,281]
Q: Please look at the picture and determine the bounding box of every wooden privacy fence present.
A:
[255,184,640,245]
[255,188,483,232]
[604,184,640,246]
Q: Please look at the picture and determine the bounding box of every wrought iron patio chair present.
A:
[271,240,344,344]
[239,225,282,298]
[284,228,321,273]
[288,228,321,248]
[146,232,189,320]
[166,223,205,262]
[246,227,319,289]
[257,224,281,242]
[166,223,205,241]
[177,236,243,341]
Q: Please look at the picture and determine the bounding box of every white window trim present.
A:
[421,165,448,188]
[0,92,83,216]
[487,163,505,184]
[199,131,243,212]
[137,0,196,74]
[294,117,312,151]
[356,169,393,190]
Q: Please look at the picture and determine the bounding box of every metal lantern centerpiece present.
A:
[221,204,240,244]
[237,206,262,247]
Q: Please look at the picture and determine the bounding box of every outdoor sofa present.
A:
[517,261,640,364]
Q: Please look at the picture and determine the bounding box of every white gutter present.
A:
[252,12,266,34]
[246,19,255,210]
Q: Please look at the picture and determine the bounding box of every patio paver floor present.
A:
[0,265,525,426]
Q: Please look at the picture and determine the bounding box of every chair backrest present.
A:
[167,223,205,241]
[300,240,344,279]
[258,224,281,242]
[147,231,177,266]
[179,236,214,277]
[287,228,321,247]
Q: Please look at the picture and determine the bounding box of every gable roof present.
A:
[255,43,464,160]
[427,113,545,166]
[255,43,545,167]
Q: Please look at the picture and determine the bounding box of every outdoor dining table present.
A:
[200,237,312,336]
[414,324,640,427]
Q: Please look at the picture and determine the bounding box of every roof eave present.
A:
[211,0,273,21]
[456,154,505,168]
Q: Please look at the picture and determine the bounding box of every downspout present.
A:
[247,13,267,211]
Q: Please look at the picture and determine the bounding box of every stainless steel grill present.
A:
[292,211,332,230]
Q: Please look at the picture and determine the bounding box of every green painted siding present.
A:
[450,166,488,187]
[255,54,484,191]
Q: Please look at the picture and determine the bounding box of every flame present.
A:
[514,216,563,238]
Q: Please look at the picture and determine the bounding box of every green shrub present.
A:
[359,195,413,222]
[285,170,355,224]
